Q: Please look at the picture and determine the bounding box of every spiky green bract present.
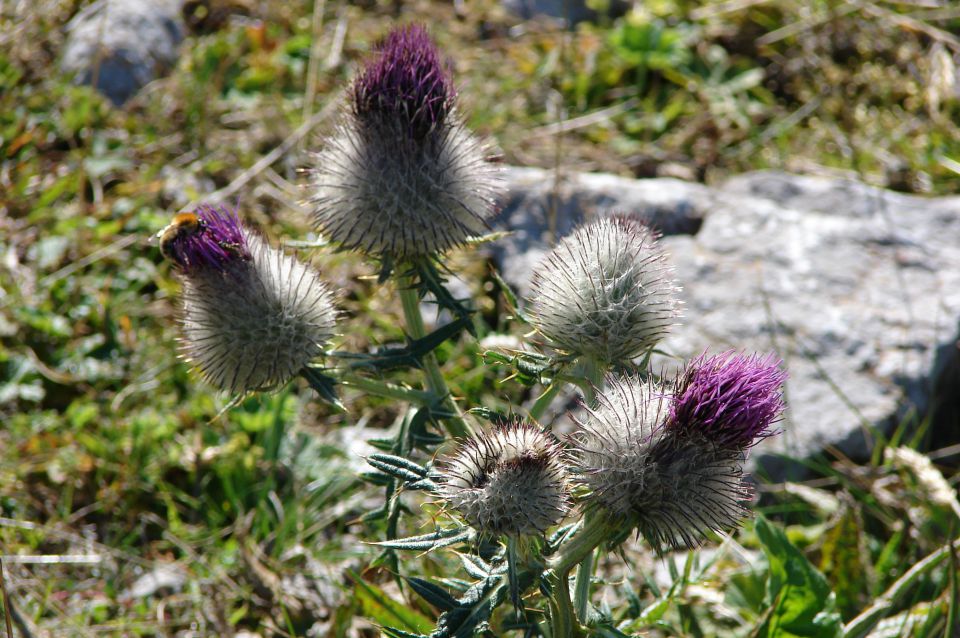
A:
[309,26,500,261]
[571,376,750,553]
[528,216,680,367]
[179,227,337,395]
[437,421,569,538]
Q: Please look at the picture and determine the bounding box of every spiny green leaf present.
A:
[412,431,446,449]
[350,571,433,634]
[366,453,428,482]
[411,258,476,335]
[374,527,474,552]
[341,315,472,372]
[431,575,507,638]
[368,437,398,452]
[407,577,459,613]
[405,478,439,492]
[458,553,495,580]
[299,367,344,411]
[359,471,393,487]
[488,266,530,324]
[755,515,843,638]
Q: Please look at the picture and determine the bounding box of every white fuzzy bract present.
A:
[437,422,569,537]
[572,376,750,552]
[529,216,680,366]
[179,233,337,394]
[309,117,501,259]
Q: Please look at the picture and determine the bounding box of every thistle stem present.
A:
[549,515,612,577]
[573,548,595,621]
[571,358,606,619]
[548,566,578,638]
[507,536,522,611]
[580,356,605,407]
[529,381,561,423]
[397,275,471,438]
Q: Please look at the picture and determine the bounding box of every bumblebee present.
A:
[157,212,205,262]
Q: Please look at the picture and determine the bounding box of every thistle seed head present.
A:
[528,216,680,366]
[669,351,787,449]
[309,26,501,261]
[572,376,751,553]
[437,421,569,537]
[170,206,337,394]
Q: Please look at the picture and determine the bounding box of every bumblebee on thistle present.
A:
[308,25,501,261]
[158,205,337,395]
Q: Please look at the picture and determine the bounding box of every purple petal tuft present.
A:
[168,205,250,272]
[669,351,787,448]
[351,24,454,139]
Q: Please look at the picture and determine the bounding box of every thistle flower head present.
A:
[528,216,680,366]
[437,421,569,537]
[309,25,501,261]
[572,376,750,552]
[670,351,787,449]
[165,206,337,394]
[352,24,454,140]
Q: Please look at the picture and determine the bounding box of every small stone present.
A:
[61,0,184,106]
[121,564,187,600]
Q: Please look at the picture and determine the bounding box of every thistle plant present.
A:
[160,24,789,638]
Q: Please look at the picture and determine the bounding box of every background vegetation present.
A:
[1,0,958,635]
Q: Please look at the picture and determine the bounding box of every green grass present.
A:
[1,0,959,635]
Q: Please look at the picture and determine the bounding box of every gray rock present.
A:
[61,0,184,106]
[492,167,960,480]
[502,0,629,25]
[493,165,710,296]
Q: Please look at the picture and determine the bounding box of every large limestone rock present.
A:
[492,167,960,480]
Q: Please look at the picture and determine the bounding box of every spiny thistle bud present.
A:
[669,351,787,449]
[528,216,680,367]
[437,421,569,537]
[572,376,750,552]
[159,205,337,394]
[309,24,501,260]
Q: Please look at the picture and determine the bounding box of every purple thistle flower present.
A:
[352,24,455,140]
[159,204,250,273]
[309,25,501,260]
[669,351,787,449]
[159,206,337,394]
[571,375,751,553]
